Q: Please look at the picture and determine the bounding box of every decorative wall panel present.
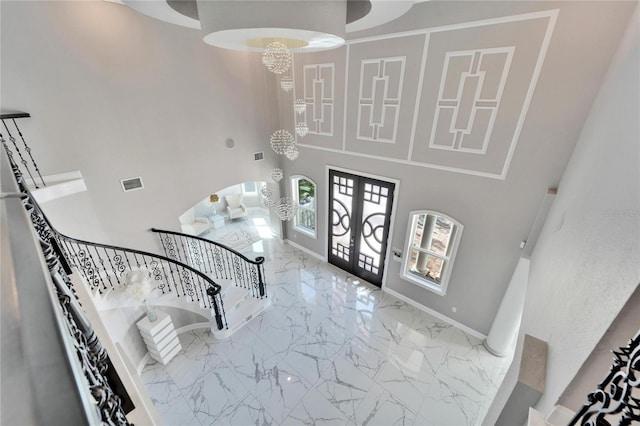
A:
[293,47,346,150]
[357,57,406,143]
[304,63,334,136]
[411,12,557,177]
[345,35,425,160]
[430,47,514,154]
[292,10,557,179]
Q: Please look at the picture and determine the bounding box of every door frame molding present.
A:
[325,165,400,290]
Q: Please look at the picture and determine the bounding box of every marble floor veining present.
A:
[141,210,512,425]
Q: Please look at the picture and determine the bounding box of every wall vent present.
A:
[253,152,264,162]
[120,177,144,192]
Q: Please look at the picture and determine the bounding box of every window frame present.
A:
[242,181,258,195]
[290,175,317,238]
[401,210,463,296]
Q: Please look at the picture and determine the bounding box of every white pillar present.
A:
[484,257,530,357]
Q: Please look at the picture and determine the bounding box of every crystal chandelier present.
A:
[295,122,309,138]
[280,75,294,92]
[270,130,295,154]
[285,147,299,161]
[274,197,298,221]
[294,99,307,115]
[260,186,273,199]
[262,42,292,74]
[271,168,284,182]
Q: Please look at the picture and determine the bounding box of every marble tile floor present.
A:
[141,211,512,425]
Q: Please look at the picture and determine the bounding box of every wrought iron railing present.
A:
[19,181,228,331]
[1,112,46,188]
[569,330,640,426]
[0,113,227,330]
[151,228,268,300]
[2,149,131,425]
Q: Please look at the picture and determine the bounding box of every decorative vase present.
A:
[144,299,157,322]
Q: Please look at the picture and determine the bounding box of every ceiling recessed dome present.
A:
[121,0,417,52]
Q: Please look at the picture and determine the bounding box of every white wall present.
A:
[486,4,639,421]
[0,1,280,252]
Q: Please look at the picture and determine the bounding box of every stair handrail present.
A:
[150,227,268,299]
[54,232,227,330]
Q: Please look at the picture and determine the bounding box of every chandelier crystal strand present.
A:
[294,99,306,115]
[295,122,309,138]
[271,168,283,182]
[270,129,295,154]
[262,42,291,74]
[280,75,294,92]
[275,197,298,221]
[285,147,299,161]
[260,186,273,199]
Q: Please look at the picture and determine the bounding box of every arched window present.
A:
[402,210,463,295]
[290,176,317,238]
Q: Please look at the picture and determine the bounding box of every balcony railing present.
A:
[1,149,131,425]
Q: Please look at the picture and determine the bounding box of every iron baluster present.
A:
[11,118,45,187]
[1,120,39,188]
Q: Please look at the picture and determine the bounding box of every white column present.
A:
[484,257,530,357]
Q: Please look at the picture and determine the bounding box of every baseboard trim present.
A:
[175,322,210,335]
[285,239,326,262]
[382,287,487,340]
[136,353,151,375]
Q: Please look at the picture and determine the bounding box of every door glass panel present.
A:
[357,182,391,276]
[331,175,354,262]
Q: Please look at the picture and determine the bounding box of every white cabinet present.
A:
[136,311,181,365]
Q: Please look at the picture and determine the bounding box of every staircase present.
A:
[1,112,270,340]
[151,228,270,339]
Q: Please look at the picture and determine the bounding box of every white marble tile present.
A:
[374,358,435,413]
[252,359,311,423]
[387,328,449,376]
[417,377,482,426]
[141,363,190,420]
[277,324,344,385]
[354,382,417,426]
[436,329,504,400]
[183,365,250,425]
[283,388,354,426]
[248,308,307,354]
[216,393,276,426]
[164,334,227,389]
[315,355,375,421]
[340,334,388,379]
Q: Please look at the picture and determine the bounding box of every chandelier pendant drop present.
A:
[262,42,292,75]
[285,147,300,161]
[270,130,296,154]
[274,197,298,221]
[294,99,307,115]
[271,168,284,182]
[295,122,309,138]
[280,75,294,93]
